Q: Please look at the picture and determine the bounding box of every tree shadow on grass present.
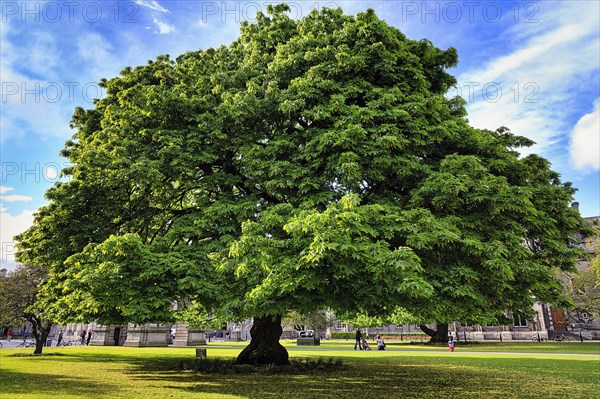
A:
[120,361,493,399]
[0,369,116,397]
[56,350,196,372]
[122,357,596,399]
[0,349,183,398]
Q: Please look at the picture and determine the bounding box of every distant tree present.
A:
[591,242,600,281]
[567,238,600,318]
[568,268,600,317]
[341,313,385,331]
[341,308,417,331]
[345,310,450,342]
[590,241,600,284]
[0,264,53,354]
[17,4,589,364]
[282,310,331,337]
[166,300,230,335]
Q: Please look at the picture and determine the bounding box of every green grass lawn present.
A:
[283,339,600,354]
[1,342,598,398]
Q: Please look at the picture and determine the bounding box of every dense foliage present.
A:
[16,4,588,363]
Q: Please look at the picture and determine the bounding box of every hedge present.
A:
[329,332,429,340]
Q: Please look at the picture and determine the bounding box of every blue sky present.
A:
[1,0,599,269]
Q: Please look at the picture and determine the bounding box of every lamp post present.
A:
[572,324,584,342]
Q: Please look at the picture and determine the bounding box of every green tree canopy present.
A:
[17,4,588,364]
[568,267,600,317]
[282,310,332,337]
[568,236,600,318]
[0,264,53,354]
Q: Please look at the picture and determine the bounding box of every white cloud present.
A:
[570,99,600,170]
[75,32,118,82]
[471,23,595,85]
[0,22,88,143]
[153,18,176,34]
[458,1,600,161]
[136,0,169,13]
[26,31,61,79]
[2,26,61,81]
[0,209,35,268]
[1,195,33,202]
[0,185,36,268]
[0,92,74,143]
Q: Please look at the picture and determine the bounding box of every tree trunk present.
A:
[33,336,45,355]
[419,323,449,343]
[33,330,50,355]
[236,314,289,365]
[29,318,53,355]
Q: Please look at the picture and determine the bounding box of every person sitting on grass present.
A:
[376,334,386,350]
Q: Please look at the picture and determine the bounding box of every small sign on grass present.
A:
[195,348,207,373]
[196,348,207,359]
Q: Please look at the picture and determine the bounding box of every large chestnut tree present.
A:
[16,4,587,364]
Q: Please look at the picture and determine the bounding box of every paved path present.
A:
[0,339,82,349]
[2,341,597,357]
[191,344,600,357]
[0,340,34,349]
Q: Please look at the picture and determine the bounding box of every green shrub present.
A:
[178,357,346,374]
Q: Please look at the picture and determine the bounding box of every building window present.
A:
[513,314,528,327]
[335,320,344,329]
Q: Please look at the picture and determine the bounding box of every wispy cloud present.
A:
[136,0,169,13]
[1,21,103,143]
[0,187,32,218]
[458,1,600,165]
[1,194,33,202]
[153,18,176,34]
[570,99,600,171]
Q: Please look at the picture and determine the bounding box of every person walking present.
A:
[80,329,87,345]
[57,330,63,345]
[354,329,363,350]
[7,329,11,341]
[86,328,93,346]
[448,337,455,352]
[23,329,29,342]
